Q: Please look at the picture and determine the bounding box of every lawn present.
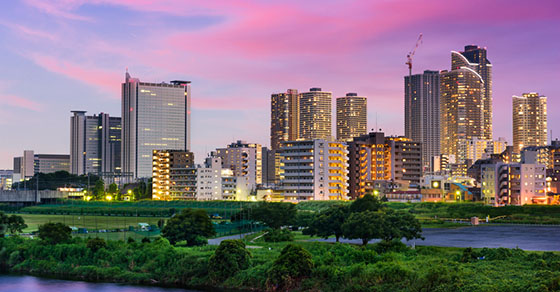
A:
[17,213,165,233]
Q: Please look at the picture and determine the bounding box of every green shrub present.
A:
[86,237,107,252]
[373,239,408,254]
[38,222,72,244]
[267,244,313,290]
[263,229,294,242]
[209,240,251,282]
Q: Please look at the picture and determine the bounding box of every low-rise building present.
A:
[481,163,546,205]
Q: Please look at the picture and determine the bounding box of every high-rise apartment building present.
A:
[404,70,440,170]
[279,139,349,201]
[121,72,191,178]
[70,111,121,176]
[336,93,367,141]
[440,51,485,165]
[151,150,195,200]
[347,132,422,199]
[299,88,332,140]
[215,140,262,188]
[512,93,547,153]
[270,89,299,151]
[453,45,493,140]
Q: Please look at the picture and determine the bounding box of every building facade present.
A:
[215,140,262,189]
[279,140,349,201]
[512,93,547,153]
[404,70,440,170]
[336,93,367,141]
[151,150,195,200]
[70,111,121,176]
[121,72,191,178]
[440,54,485,167]
[481,163,546,205]
[270,89,299,151]
[298,88,332,140]
[455,45,493,140]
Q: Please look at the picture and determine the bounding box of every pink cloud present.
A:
[28,53,122,96]
[22,0,92,21]
[0,94,42,112]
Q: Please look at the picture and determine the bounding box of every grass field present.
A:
[17,214,165,233]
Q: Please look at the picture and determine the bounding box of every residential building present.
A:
[121,71,191,178]
[0,170,13,190]
[481,163,546,205]
[440,52,485,167]
[347,132,422,199]
[270,89,299,151]
[404,70,440,170]
[279,139,349,201]
[261,147,276,185]
[299,88,332,140]
[151,150,195,200]
[512,93,547,153]
[70,111,121,176]
[454,45,493,140]
[216,140,262,189]
[336,93,367,141]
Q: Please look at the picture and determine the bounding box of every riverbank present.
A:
[2,235,560,291]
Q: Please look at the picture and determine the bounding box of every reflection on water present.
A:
[0,275,198,292]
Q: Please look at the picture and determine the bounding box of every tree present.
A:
[235,202,296,230]
[161,208,215,245]
[267,244,314,290]
[381,209,423,242]
[87,237,107,252]
[349,194,383,213]
[0,212,8,237]
[342,211,386,246]
[93,180,105,200]
[304,205,348,242]
[7,215,27,235]
[209,240,251,282]
[38,222,72,244]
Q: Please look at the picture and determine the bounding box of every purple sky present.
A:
[0,0,559,168]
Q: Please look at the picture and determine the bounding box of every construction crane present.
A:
[406,33,423,75]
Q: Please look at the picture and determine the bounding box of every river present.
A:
[0,275,199,292]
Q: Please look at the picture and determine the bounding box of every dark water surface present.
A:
[0,275,198,292]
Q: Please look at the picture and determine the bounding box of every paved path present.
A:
[313,225,560,251]
[208,233,253,245]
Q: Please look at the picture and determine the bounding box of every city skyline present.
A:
[1,0,559,168]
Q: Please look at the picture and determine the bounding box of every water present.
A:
[0,275,199,292]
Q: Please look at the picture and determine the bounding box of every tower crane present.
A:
[406,33,423,75]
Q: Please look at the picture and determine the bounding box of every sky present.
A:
[0,0,559,168]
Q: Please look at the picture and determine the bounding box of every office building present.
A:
[13,150,69,180]
[336,93,367,141]
[270,89,299,151]
[216,140,262,189]
[512,93,547,153]
[299,88,332,140]
[404,70,440,170]
[440,55,484,165]
[481,163,546,205]
[454,45,493,140]
[121,72,191,178]
[0,170,13,190]
[151,150,195,200]
[70,111,121,176]
[279,139,349,201]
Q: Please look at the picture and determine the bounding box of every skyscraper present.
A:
[440,55,484,164]
[270,89,299,151]
[299,88,332,140]
[336,93,367,141]
[513,93,547,153]
[121,72,191,178]
[453,45,493,140]
[70,111,121,175]
[404,70,440,169]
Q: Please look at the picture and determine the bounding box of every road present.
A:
[313,225,560,251]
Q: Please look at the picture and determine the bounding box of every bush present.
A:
[38,222,72,244]
[86,237,107,252]
[209,240,251,282]
[267,244,313,290]
[161,208,215,245]
[263,229,294,242]
[373,239,408,254]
